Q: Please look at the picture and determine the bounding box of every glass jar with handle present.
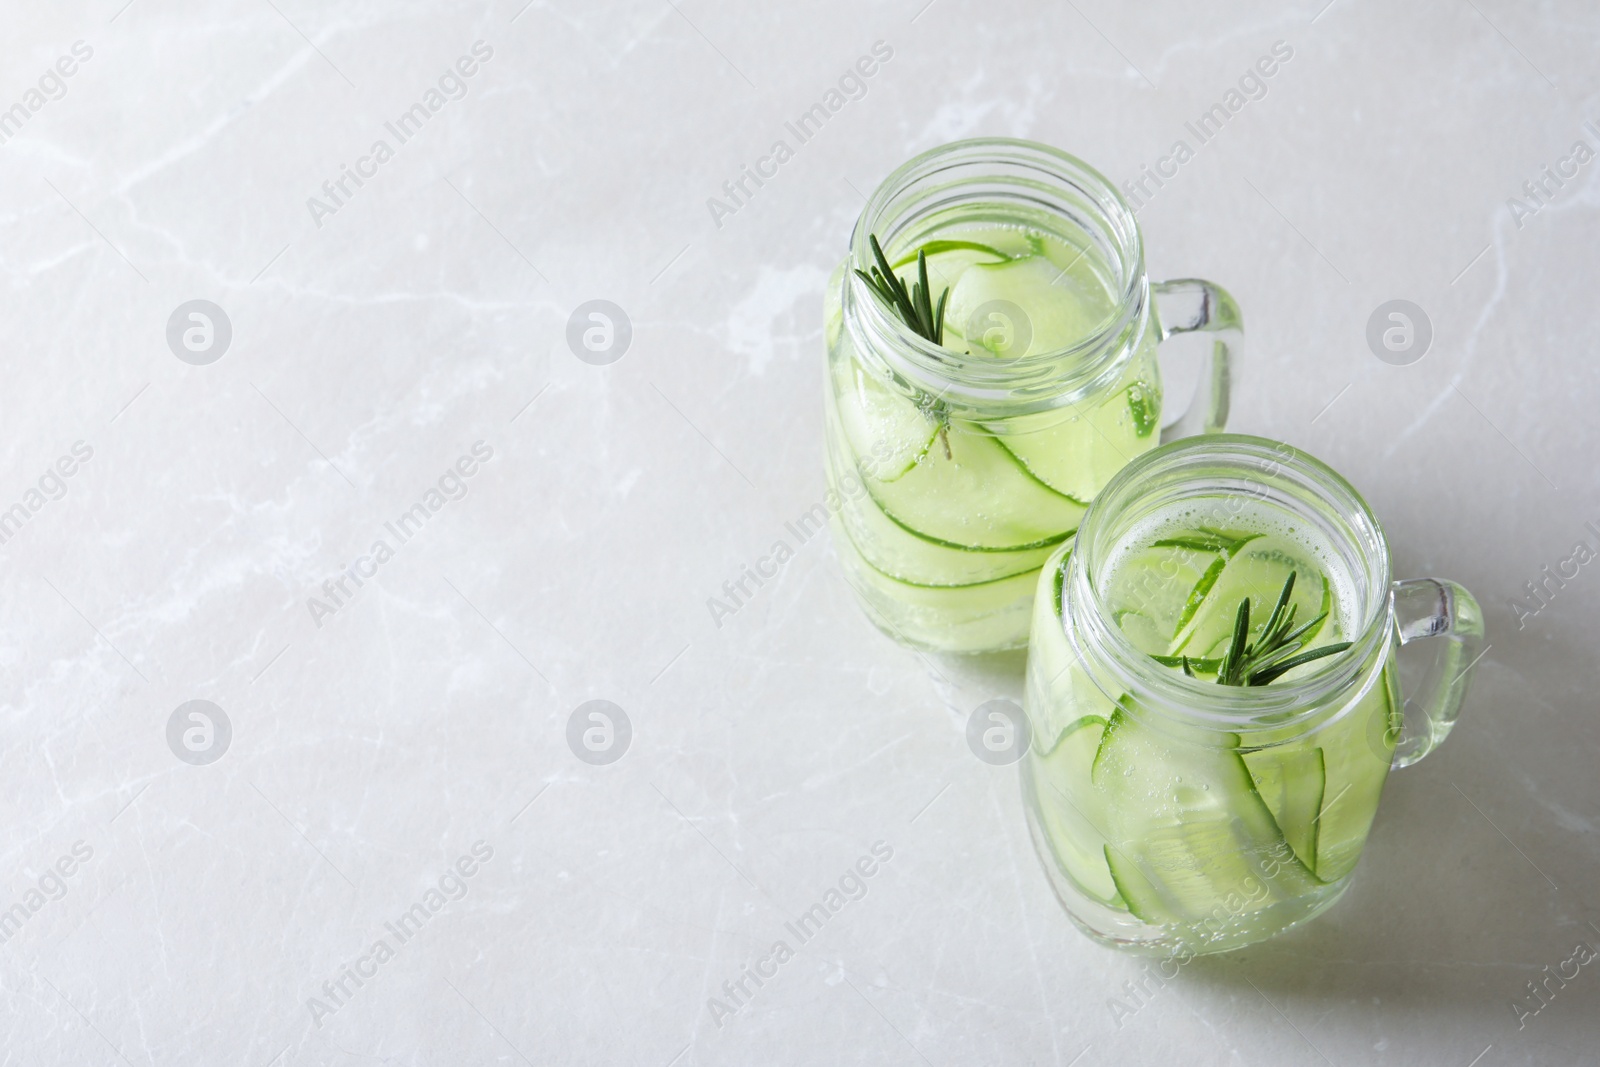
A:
[824,137,1240,653]
[1022,434,1485,955]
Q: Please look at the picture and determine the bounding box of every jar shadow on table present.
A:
[1148,629,1592,1040]
[922,649,1031,728]
[914,584,1588,1030]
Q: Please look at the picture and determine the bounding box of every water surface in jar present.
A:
[1095,495,1360,680]
[891,222,1121,359]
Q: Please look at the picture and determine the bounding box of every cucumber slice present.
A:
[831,518,1039,651]
[890,240,1010,290]
[944,254,1116,358]
[1313,661,1398,882]
[829,351,939,482]
[1127,381,1159,438]
[1024,547,1075,687]
[1112,609,1166,656]
[1024,546,1100,753]
[1052,551,1067,617]
[992,398,1153,504]
[1104,844,1166,920]
[1091,704,1320,925]
[1101,540,1228,656]
[1171,542,1330,658]
[1031,231,1109,277]
[1151,529,1262,555]
[862,423,1086,551]
[1241,745,1326,873]
[827,418,1055,585]
[834,487,1053,586]
[1032,715,1122,907]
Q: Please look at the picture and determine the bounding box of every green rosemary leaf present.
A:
[916,250,934,335]
[1180,571,1352,687]
[1220,596,1251,686]
[1260,571,1296,646]
[1152,654,1222,673]
[1174,557,1229,641]
[1247,642,1354,686]
[1278,611,1329,650]
[858,233,951,346]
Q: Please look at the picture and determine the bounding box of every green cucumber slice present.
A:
[1127,381,1159,438]
[1052,551,1067,617]
[1023,544,1086,730]
[944,254,1115,357]
[826,421,1056,586]
[1091,704,1320,926]
[831,519,1039,651]
[1313,661,1398,882]
[1100,540,1229,656]
[1171,542,1329,658]
[890,239,1009,273]
[1152,529,1262,555]
[988,385,1156,503]
[862,423,1086,551]
[829,351,939,483]
[1241,745,1326,873]
[1104,844,1166,920]
[1032,715,1122,907]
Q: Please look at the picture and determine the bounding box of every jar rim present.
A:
[1064,434,1394,729]
[844,138,1147,413]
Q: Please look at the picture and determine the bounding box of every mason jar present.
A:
[1021,435,1485,955]
[823,137,1240,654]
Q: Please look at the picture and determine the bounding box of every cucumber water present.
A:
[1022,502,1398,953]
[824,222,1161,652]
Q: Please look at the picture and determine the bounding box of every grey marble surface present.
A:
[1,1,1596,1064]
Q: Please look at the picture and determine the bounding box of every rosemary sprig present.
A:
[1183,571,1353,687]
[854,232,955,457]
[854,233,950,345]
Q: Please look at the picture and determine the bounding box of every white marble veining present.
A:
[0,1,1597,1064]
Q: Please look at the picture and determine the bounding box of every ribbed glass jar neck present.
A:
[842,137,1146,421]
[1062,435,1394,734]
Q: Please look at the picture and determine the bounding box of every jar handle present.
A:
[1388,578,1486,768]
[1150,279,1241,441]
